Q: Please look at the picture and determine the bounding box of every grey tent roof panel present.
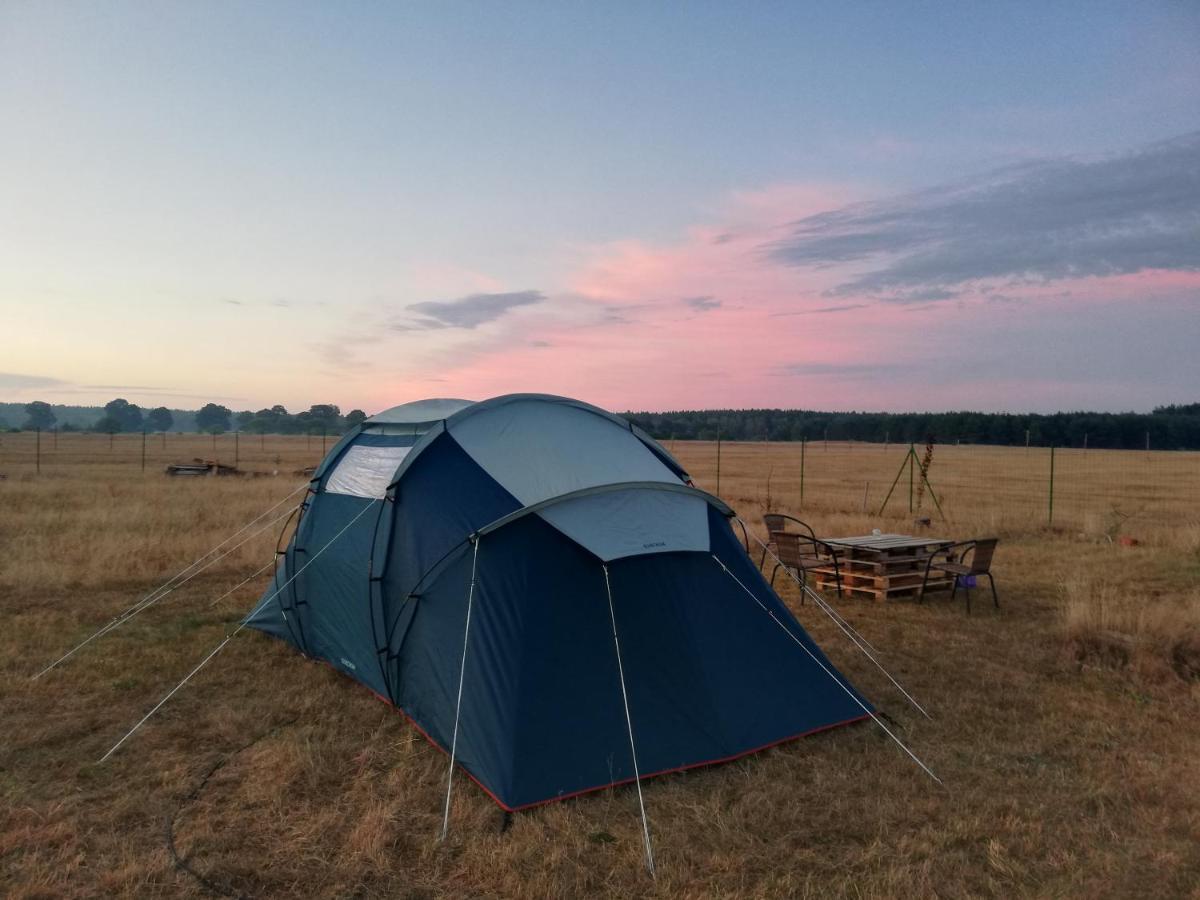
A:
[448,396,678,507]
[367,398,475,425]
[537,487,711,561]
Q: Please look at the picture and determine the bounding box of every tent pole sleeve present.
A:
[441,537,480,841]
[602,564,656,878]
[710,554,943,787]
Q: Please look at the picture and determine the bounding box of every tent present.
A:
[247,394,872,814]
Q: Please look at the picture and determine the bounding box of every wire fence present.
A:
[671,439,1200,534]
[0,430,332,477]
[2,431,1198,534]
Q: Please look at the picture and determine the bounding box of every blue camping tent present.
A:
[248,394,870,812]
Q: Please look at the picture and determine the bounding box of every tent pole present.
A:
[602,564,656,877]
[441,537,480,841]
[711,555,943,786]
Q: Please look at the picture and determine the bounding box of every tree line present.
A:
[624,405,1200,450]
[11,398,1200,449]
[16,399,367,435]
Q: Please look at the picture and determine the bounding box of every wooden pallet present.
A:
[814,569,953,602]
[164,458,243,477]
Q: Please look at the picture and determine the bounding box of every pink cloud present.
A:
[360,183,1200,413]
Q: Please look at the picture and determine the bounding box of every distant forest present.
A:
[626,403,1200,450]
[3,399,1200,450]
[0,400,366,437]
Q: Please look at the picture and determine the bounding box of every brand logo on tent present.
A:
[340,657,357,670]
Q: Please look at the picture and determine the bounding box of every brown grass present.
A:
[2,435,1200,898]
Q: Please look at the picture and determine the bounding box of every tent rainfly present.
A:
[246,394,875,817]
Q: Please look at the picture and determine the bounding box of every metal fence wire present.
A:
[2,432,1198,533]
[667,439,1200,533]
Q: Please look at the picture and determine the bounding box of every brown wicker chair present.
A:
[758,513,789,567]
[761,514,843,599]
[919,538,999,613]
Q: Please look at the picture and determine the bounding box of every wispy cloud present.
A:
[769,131,1200,302]
[392,290,544,331]
[80,383,164,391]
[0,372,68,390]
[774,362,914,379]
[771,303,869,316]
[683,295,721,311]
[0,373,248,403]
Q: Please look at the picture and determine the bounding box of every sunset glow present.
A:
[2,4,1197,414]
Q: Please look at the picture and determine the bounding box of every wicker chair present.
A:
[918,538,999,613]
[761,514,843,599]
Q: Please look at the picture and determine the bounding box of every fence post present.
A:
[36,428,41,474]
[234,431,239,468]
[799,437,806,508]
[141,430,146,472]
[908,443,915,513]
[1048,446,1056,526]
[715,426,722,496]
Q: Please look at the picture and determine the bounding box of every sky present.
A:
[1,2,1198,415]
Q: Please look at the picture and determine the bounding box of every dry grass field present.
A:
[2,433,1199,898]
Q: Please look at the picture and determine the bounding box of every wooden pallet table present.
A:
[813,533,955,602]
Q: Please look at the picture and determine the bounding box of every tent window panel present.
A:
[325,445,411,499]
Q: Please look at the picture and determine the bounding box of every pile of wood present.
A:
[164,458,243,477]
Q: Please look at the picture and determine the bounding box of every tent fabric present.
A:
[448,396,679,506]
[250,394,870,810]
[367,397,474,425]
[536,486,711,562]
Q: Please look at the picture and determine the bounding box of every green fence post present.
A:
[1048,445,1056,526]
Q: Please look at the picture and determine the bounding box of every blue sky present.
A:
[1,2,1197,412]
